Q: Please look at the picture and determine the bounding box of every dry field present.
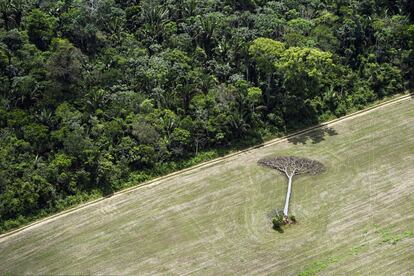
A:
[0,97,413,275]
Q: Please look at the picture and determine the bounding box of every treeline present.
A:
[0,0,413,232]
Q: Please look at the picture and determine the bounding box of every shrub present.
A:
[267,209,298,232]
[268,209,285,232]
[272,218,282,229]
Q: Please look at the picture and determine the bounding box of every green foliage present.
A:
[276,43,342,126]
[298,257,339,276]
[0,0,412,233]
[24,9,57,51]
[272,217,283,231]
[375,227,414,245]
[46,39,85,99]
[247,87,262,103]
[249,38,285,73]
[23,123,49,150]
[267,209,286,232]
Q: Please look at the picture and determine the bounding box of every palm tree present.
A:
[141,0,169,42]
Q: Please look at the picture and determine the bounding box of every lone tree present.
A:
[258,156,325,220]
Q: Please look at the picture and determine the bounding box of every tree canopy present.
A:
[258,156,325,177]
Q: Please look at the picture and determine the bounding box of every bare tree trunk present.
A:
[283,175,293,217]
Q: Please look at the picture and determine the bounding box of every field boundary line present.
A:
[0,93,412,241]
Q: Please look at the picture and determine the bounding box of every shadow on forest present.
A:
[287,126,338,145]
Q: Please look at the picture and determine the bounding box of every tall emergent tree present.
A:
[258,156,325,218]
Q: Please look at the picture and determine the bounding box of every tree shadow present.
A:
[273,225,284,233]
[288,126,338,145]
[102,186,115,197]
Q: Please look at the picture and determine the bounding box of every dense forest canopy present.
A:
[0,0,413,232]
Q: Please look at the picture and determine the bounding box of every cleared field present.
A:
[1,98,413,275]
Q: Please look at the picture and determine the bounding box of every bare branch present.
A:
[258,156,325,178]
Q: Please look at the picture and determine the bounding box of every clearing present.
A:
[1,97,413,275]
